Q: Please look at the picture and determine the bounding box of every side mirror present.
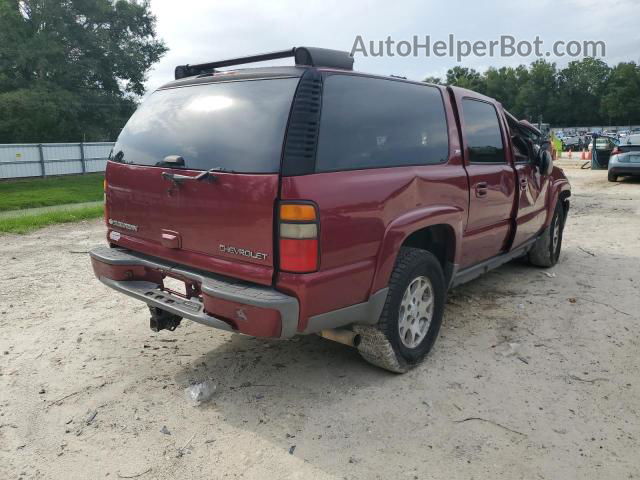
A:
[536,148,553,175]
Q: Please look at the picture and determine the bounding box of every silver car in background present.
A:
[609,134,640,182]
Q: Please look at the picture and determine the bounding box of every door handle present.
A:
[474,182,488,198]
[519,177,528,191]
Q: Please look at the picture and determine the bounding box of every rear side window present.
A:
[110,78,299,173]
[316,75,449,172]
[462,99,505,163]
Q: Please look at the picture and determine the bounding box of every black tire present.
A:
[528,201,565,268]
[355,247,445,373]
[608,171,617,182]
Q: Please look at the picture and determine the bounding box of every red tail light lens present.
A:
[279,238,318,272]
[279,202,319,273]
[611,147,621,155]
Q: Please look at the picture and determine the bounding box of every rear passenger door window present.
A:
[316,75,449,172]
[462,99,505,164]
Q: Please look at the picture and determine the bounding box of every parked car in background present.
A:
[608,134,640,181]
[561,135,583,151]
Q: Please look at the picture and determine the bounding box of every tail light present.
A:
[279,202,319,273]
[611,147,621,156]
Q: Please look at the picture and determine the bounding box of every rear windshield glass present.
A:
[110,78,299,173]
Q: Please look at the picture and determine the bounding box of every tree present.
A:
[514,59,558,123]
[445,66,486,93]
[0,0,167,143]
[600,62,640,126]
[556,58,610,126]
[423,75,443,85]
[484,66,524,115]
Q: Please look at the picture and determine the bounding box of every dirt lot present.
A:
[1,164,638,480]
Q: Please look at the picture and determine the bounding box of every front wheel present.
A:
[528,201,565,267]
[355,248,445,373]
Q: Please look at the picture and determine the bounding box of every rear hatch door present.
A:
[106,76,300,285]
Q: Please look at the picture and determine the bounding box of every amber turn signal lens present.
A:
[280,204,316,222]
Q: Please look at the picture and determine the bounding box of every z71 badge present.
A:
[219,244,268,261]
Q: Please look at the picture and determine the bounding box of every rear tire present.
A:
[528,201,565,268]
[355,248,445,373]
[608,171,617,182]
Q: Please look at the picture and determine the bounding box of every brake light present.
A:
[611,147,621,156]
[279,202,319,273]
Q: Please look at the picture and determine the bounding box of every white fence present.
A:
[0,142,115,179]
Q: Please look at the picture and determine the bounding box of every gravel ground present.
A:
[1,164,638,480]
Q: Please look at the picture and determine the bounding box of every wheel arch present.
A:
[559,189,571,222]
[544,173,571,227]
[370,206,464,293]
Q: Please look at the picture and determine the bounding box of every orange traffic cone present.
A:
[587,149,592,160]
[568,148,572,159]
[581,149,586,160]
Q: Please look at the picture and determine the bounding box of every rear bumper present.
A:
[90,246,299,338]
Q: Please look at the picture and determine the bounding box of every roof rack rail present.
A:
[174,47,354,80]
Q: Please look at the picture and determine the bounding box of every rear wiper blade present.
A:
[161,168,220,186]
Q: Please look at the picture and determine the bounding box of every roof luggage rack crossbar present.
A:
[174,47,354,80]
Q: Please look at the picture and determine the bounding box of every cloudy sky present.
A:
[145,0,640,92]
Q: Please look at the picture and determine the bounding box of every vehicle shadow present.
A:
[173,329,404,474]
[616,175,640,184]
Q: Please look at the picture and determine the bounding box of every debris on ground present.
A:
[184,379,217,405]
[85,409,98,425]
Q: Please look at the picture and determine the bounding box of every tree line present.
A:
[425,58,640,127]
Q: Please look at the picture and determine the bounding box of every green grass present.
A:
[0,173,104,212]
[0,205,104,234]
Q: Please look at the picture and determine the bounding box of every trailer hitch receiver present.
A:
[149,306,182,332]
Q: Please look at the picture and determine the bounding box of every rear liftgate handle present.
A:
[161,230,181,249]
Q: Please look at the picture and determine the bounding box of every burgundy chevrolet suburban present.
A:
[90,47,571,372]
